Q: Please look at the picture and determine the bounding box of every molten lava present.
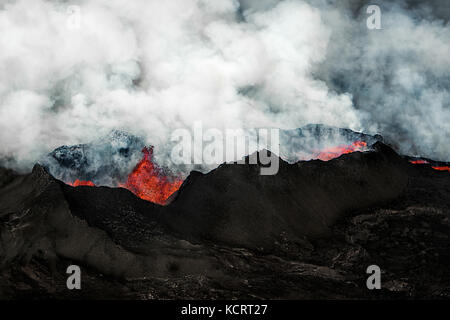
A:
[68,179,95,187]
[65,141,448,204]
[313,141,368,161]
[432,166,450,172]
[409,160,450,172]
[121,147,183,205]
[67,146,183,205]
[410,160,429,164]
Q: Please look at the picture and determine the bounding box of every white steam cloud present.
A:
[0,0,448,172]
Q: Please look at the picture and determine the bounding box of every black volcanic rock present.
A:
[0,165,155,278]
[0,167,18,189]
[162,142,408,250]
[58,183,162,247]
[1,139,449,299]
[57,142,409,252]
[0,165,226,284]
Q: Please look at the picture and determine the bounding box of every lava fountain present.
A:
[67,146,183,205]
[120,147,183,205]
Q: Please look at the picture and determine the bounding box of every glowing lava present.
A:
[313,141,368,161]
[432,166,450,172]
[120,147,183,205]
[67,146,183,205]
[409,160,450,172]
[68,179,95,187]
[410,160,429,164]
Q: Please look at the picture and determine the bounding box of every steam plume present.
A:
[0,0,448,173]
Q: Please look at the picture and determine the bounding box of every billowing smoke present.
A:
[315,0,450,161]
[0,0,448,173]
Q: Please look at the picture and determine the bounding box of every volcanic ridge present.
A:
[0,125,449,299]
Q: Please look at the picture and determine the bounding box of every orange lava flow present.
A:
[313,141,368,161]
[432,166,450,172]
[68,179,95,187]
[409,160,450,172]
[120,147,183,205]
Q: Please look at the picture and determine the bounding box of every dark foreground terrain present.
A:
[0,141,449,299]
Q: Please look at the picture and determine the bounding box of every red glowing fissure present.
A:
[431,166,450,172]
[312,141,368,161]
[68,179,95,187]
[409,160,450,172]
